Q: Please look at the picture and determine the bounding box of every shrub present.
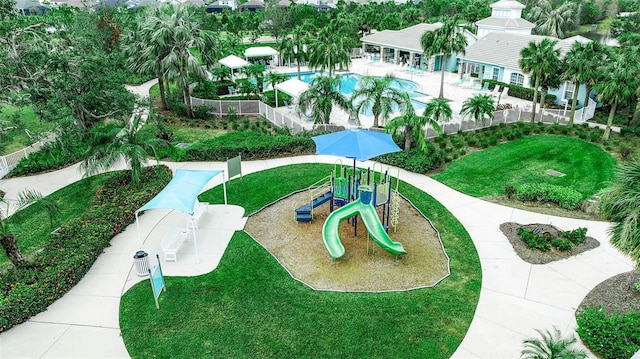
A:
[562,227,587,245]
[576,307,640,359]
[515,183,583,210]
[551,238,572,251]
[376,144,446,173]
[517,227,551,251]
[262,90,291,107]
[0,166,172,332]
[177,131,315,161]
[504,185,515,198]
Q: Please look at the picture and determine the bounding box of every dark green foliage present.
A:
[0,166,172,332]
[375,145,445,174]
[9,141,88,177]
[482,80,556,103]
[551,238,572,251]
[517,227,551,251]
[562,227,587,245]
[576,307,640,359]
[261,90,291,107]
[177,131,315,161]
[515,183,583,210]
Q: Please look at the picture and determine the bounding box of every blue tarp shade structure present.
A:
[137,169,222,215]
[312,129,401,162]
[135,169,227,263]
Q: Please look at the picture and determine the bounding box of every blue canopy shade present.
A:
[137,169,222,215]
[312,129,401,162]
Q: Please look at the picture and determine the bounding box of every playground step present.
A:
[294,191,332,222]
[311,191,332,208]
[296,213,312,222]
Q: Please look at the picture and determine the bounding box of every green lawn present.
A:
[1,173,114,270]
[0,104,52,155]
[120,163,481,358]
[432,135,616,198]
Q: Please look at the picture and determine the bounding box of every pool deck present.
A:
[274,58,533,128]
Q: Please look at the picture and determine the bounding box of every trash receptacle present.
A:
[133,250,150,276]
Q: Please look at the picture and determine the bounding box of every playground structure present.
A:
[294,161,405,259]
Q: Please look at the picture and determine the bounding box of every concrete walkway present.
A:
[0,155,635,358]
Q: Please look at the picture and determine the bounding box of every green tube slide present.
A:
[322,200,407,259]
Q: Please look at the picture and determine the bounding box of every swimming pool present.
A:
[292,72,427,113]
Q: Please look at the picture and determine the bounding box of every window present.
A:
[564,82,575,100]
[466,63,480,75]
[492,68,500,81]
[510,73,524,86]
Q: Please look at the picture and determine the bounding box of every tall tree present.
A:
[152,4,218,118]
[526,0,578,39]
[278,23,311,80]
[519,38,560,122]
[600,160,640,267]
[351,74,406,128]
[386,93,439,151]
[594,50,639,140]
[562,41,609,127]
[307,32,351,76]
[297,75,351,124]
[460,93,495,127]
[420,16,468,99]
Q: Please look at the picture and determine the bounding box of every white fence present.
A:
[0,136,53,179]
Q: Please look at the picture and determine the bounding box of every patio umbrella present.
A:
[312,128,401,162]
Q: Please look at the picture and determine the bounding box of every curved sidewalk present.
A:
[0,155,635,358]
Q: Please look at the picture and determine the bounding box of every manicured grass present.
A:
[0,104,53,155]
[432,135,616,198]
[0,173,114,270]
[120,163,481,358]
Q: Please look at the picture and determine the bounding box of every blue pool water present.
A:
[292,72,427,115]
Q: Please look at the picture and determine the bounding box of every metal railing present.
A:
[0,135,54,179]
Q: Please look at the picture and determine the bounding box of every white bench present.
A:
[184,201,208,231]
[160,226,189,262]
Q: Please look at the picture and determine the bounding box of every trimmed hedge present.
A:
[9,141,88,177]
[482,79,556,104]
[514,183,583,210]
[0,166,172,332]
[176,131,315,161]
[577,307,640,359]
[375,144,446,174]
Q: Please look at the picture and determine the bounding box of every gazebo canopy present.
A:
[275,78,309,98]
[219,55,249,69]
[244,46,279,58]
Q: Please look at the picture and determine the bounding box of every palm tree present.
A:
[561,42,608,127]
[526,0,578,39]
[521,327,587,359]
[307,33,351,76]
[265,71,289,90]
[386,93,439,151]
[600,160,640,266]
[460,93,495,127]
[278,23,311,80]
[0,190,59,268]
[121,7,172,110]
[153,4,218,118]
[423,98,452,124]
[519,38,560,122]
[593,52,639,140]
[211,66,231,82]
[81,115,164,185]
[242,63,266,93]
[351,74,406,128]
[537,62,563,121]
[297,75,351,124]
[420,16,468,99]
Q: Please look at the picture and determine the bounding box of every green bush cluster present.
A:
[514,183,583,210]
[262,90,291,108]
[517,226,588,252]
[191,80,236,99]
[10,141,88,177]
[0,166,172,332]
[576,307,640,359]
[176,131,315,161]
[481,80,556,104]
[375,144,446,174]
[517,227,551,251]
